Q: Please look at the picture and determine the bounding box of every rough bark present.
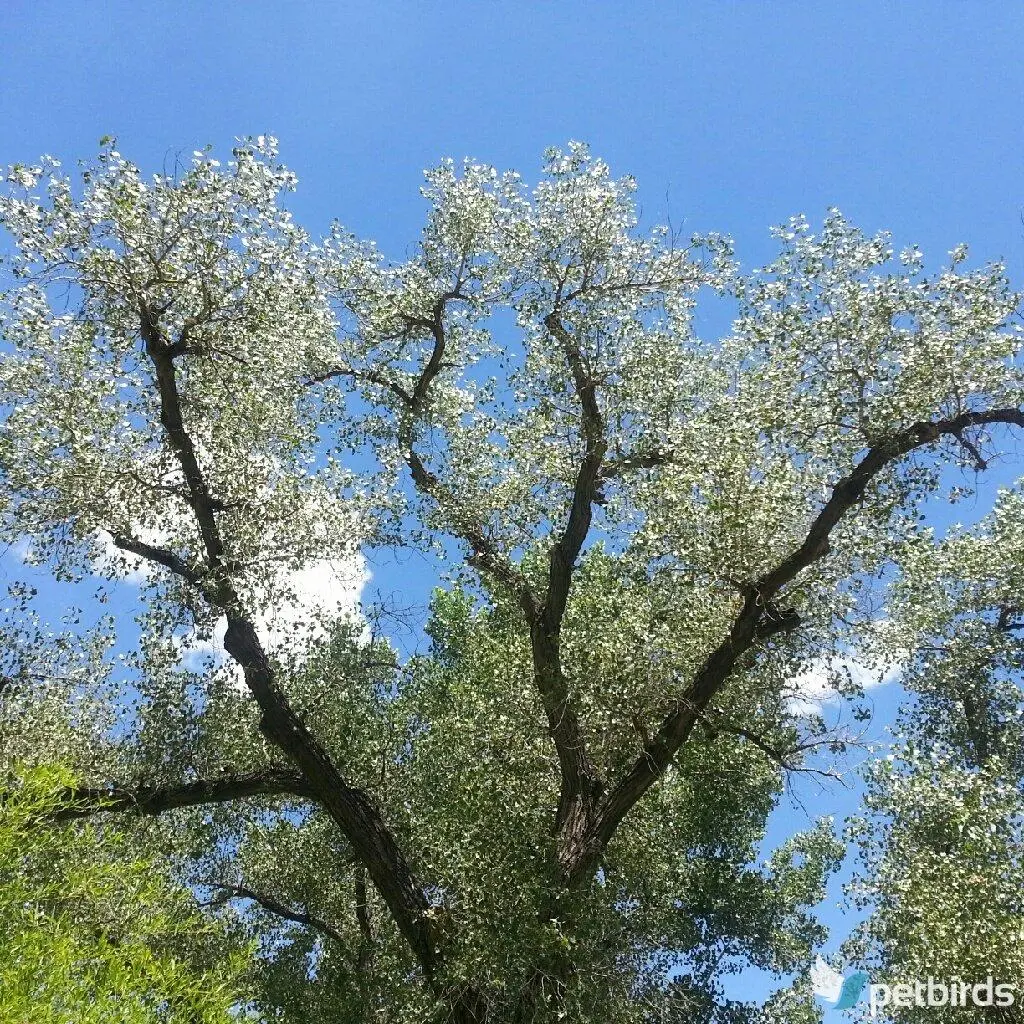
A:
[137,301,446,988]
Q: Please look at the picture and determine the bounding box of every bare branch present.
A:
[703,705,844,781]
[201,879,348,948]
[304,366,414,406]
[953,429,988,471]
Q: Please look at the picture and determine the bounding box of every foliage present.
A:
[0,137,1022,1021]
[0,763,248,1023]
[849,491,1024,1020]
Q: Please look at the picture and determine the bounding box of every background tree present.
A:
[0,138,1022,1021]
[0,763,248,1023]
[849,489,1024,1020]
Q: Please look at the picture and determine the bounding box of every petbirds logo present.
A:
[810,956,870,1011]
[807,957,1017,1015]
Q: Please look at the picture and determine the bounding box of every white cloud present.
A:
[255,556,368,653]
[177,555,369,682]
[6,536,33,564]
[785,652,900,718]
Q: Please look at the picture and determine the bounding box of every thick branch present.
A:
[136,302,444,984]
[222,615,441,981]
[564,407,1024,882]
[138,301,225,568]
[503,313,609,838]
[758,410,1024,596]
[387,297,600,850]
[109,532,206,587]
[410,289,463,408]
[541,313,606,624]
[47,768,313,822]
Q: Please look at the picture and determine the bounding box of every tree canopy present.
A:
[1,138,1022,1021]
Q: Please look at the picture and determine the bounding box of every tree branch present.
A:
[702,705,843,781]
[534,312,607,841]
[754,605,802,641]
[137,300,445,986]
[541,312,606,624]
[598,451,676,480]
[386,291,538,615]
[109,532,207,588]
[386,295,602,854]
[304,365,413,406]
[354,863,374,972]
[201,879,348,948]
[953,429,989,471]
[44,768,313,822]
[138,300,226,570]
[565,406,1024,883]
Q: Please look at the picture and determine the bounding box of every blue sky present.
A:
[4,2,1024,1015]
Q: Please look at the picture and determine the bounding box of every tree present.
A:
[849,490,1024,1020]
[0,763,247,1023]
[0,137,1022,1021]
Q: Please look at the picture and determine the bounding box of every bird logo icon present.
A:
[810,956,870,1010]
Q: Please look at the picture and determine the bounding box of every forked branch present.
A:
[566,407,1024,882]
